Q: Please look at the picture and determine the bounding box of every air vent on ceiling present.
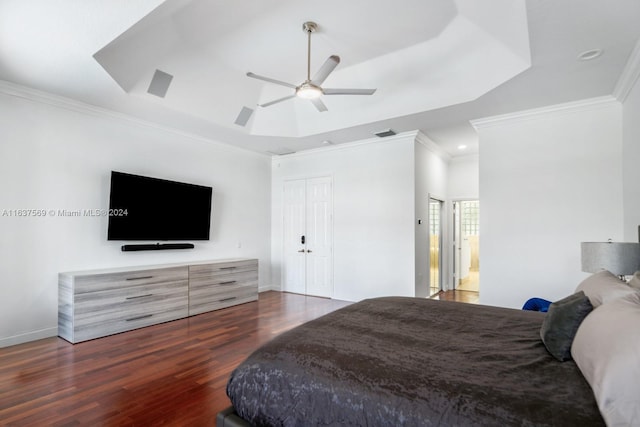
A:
[234,106,254,127]
[374,129,396,138]
[267,148,296,156]
[147,69,173,98]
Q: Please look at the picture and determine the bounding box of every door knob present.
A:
[298,249,305,253]
[307,250,313,253]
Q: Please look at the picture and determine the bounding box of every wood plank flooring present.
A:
[0,290,474,426]
[432,289,480,304]
[0,291,350,426]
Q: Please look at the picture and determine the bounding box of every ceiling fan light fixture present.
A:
[296,82,323,99]
[246,20,376,113]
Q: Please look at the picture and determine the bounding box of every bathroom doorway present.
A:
[453,200,480,293]
[429,198,444,296]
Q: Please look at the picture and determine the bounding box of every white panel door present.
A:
[283,180,306,294]
[305,177,333,298]
[282,177,333,298]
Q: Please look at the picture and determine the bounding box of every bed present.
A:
[219,296,606,426]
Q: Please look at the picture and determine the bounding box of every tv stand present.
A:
[121,243,194,251]
[58,258,258,343]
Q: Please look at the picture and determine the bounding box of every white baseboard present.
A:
[259,285,281,293]
[0,327,58,348]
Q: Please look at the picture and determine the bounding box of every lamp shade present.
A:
[581,242,640,275]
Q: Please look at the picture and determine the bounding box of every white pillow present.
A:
[571,293,640,426]
[574,270,636,307]
[628,271,640,291]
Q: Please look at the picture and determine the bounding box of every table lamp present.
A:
[581,241,640,280]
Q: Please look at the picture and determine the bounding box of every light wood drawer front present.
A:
[74,305,188,342]
[74,280,188,320]
[189,270,257,291]
[73,266,188,294]
[189,285,258,316]
[189,260,258,280]
[189,280,257,301]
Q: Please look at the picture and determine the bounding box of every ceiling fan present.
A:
[246,21,376,112]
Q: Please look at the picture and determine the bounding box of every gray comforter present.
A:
[226,297,603,426]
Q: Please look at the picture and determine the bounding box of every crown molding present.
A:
[449,152,479,163]
[614,37,640,103]
[470,95,619,130]
[0,79,269,158]
[273,130,421,159]
[415,131,452,162]
[274,129,454,162]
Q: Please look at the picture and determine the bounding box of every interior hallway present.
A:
[457,269,479,292]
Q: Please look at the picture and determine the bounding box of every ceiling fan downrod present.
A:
[303,21,317,83]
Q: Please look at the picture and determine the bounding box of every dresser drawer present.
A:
[189,259,258,280]
[74,304,188,342]
[188,283,258,316]
[74,279,188,321]
[74,266,188,294]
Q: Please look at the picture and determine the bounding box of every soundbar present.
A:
[121,243,194,252]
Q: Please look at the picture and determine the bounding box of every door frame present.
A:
[451,198,480,292]
[428,194,445,294]
[281,175,334,297]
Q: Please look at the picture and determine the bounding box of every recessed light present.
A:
[578,49,603,61]
[322,140,333,145]
[457,144,467,150]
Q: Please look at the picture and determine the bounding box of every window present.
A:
[429,202,440,235]
[461,201,479,236]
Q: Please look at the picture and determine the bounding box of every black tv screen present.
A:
[107,171,212,241]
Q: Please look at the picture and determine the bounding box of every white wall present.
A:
[0,88,271,347]
[622,67,640,241]
[475,99,624,308]
[448,154,479,200]
[414,135,450,296]
[271,134,416,302]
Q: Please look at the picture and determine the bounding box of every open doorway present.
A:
[453,200,480,293]
[429,198,444,296]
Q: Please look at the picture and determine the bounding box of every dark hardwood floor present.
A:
[0,292,350,426]
[0,290,475,426]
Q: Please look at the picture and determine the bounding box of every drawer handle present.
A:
[219,266,237,270]
[126,294,153,300]
[219,281,237,286]
[126,314,153,322]
[126,276,153,281]
[219,297,237,302]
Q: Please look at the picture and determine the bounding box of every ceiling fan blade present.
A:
[311,55,340,85]
[258,94,296,108]
[247,72,297,89]
[323,88,377,95]
[310,97,328,112]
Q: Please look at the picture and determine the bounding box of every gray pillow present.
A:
[540,291,593,361]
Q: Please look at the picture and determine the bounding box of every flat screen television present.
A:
[107,171,213,241]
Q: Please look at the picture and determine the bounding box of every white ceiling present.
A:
[1,0,639,157]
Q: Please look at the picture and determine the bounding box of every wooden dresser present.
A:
[58,258,258,343]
